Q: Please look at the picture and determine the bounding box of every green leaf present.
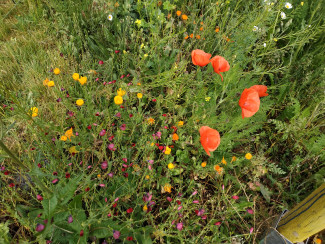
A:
[260,184,272,203]
[42,195,58,218]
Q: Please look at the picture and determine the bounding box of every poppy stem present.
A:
[196,67,202,81]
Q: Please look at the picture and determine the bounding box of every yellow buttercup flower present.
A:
[301,2,304,6]
[177,121,184,127]
[47,81,55,87]
[78,76,87,85]
[117,88,126,96]
[168,163,175,169]
[114,95,123,105]
[201,162,207,167]
[205,97,211,102]
[30,107,38,117]
[60,135,67,141]
[135,19,141,26]
[145,175,150,180]
[53,68,60,75]
[143,205,148,211]
[72,73,80,81]
[76,99,84,106]
[65,128,74,141]
[164,183,172,193]
[144,54,148,58]
[165,146,171,155]
[245,153,252,160]
[137,93,143,99]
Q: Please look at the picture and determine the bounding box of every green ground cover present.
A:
[0,0,324,243]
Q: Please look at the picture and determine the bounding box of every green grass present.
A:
[0,0,324,243]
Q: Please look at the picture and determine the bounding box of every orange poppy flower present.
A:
[199,126,220,157]
[238,88,260,119]
[184,35,189,39]
[210,56,230,81]
[191,49,212,67]
[190,33,194,38]
[250,85,268,97]
[182,14,188,20]
[196,35,201,39]
[176,11,181,16]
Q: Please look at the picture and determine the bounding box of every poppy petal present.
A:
[199,126,220,156]
[192,50,212,67]
[250,85,268,97]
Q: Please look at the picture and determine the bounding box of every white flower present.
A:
[281,12,286,19]
[253,26,259,32]
[285,2,292,9]
[108,15,113,21]
[263,43,266,47]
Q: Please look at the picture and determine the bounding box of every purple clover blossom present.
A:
[68,215,73,223]
[176,222,183,231]
[113,230,120,239]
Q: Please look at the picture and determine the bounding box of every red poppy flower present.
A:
[210,56,230,81]
[126,208,133,213]
[250,85,268,97]
[238,88,260,119]
[126,236,133,241]
[199,126,221,156]
[191,49,212,67]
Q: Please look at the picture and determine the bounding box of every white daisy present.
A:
[263,43,266,47]
[253,26,259,32]
[108,15,113,21]
[281,12,286,19]
[285,2,292,9]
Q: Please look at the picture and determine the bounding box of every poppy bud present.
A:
[210,56,230,81]
[191,49,211,67]
[199,126,220,156]
[238,88,260,119]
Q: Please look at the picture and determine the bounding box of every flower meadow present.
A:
[0,0,324,243]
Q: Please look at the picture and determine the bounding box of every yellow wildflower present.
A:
[301,2,304,6]
[78,76,87,85]
[231,156,237,162]
[147,118,155,125]
[30,107,38,117]
[245,153,252,160]
[60,135,67,141]
[182,14,188,20]
[176,10,181,16]
[274,38,278,42]
[69,146,79,154]
[172,133,179,141]
[165,146,171,155]
[114,2,119,7]
[205,97,211,101]
[144,54,148,58]
[135,19,141,26]
[53,68,60,75]
[137,93,143,99]
[43,78,49,86]
[137,82,141,86]
[164,183,172,193]
[168,163,175,169]
[123,50,127,54]
[65,128,74,141]
[177,121,184,127]
[221,157,227,165]
[114,95,123,105]
[143,205,148,211]
[201,162,207,167]
[88,69,97,75]
[47,81,55,87]
[215,27,220,33]
[145,175,150,180]
[150,142,155,146]
[140,43,145,49]
[117,88,126,96]
[76,99,84,106]
[97,174,101,178]
[72,73,79,81]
